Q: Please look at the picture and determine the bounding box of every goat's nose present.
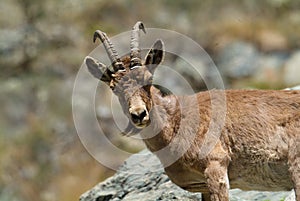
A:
[130,109,148,124]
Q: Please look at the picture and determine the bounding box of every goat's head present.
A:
[85,22,164,134]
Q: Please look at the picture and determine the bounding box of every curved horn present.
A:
[130,21,146,68]
[93,30,124,72]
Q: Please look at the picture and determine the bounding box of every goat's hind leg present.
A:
[288,137,300,201]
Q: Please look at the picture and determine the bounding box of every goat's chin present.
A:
[134,123,148,129]
[121,122,143,137]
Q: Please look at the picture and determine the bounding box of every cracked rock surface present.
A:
[80,150,295,201]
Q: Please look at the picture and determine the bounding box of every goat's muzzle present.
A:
[129,105,150,128]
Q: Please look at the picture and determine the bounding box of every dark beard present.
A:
[121,121,142,136]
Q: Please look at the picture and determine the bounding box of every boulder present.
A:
[216,41,260,79]
[79,150,202,201]
[284,51,300,86]
[80,149,295,201]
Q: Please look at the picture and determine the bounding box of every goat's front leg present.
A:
[288,137,300,201]
[204,161,229,201]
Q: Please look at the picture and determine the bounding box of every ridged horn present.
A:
[130,21,146,68]
[93,30,124,72]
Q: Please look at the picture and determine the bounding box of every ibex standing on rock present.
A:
[85,22,300,201]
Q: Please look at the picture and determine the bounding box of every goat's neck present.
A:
[141,86,181,152]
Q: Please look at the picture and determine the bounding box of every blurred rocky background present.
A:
[0,0,300,201]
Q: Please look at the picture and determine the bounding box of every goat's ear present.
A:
[85,56,111,83]
[144,39,164,74]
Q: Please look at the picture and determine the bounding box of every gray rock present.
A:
[284,51,300,86]
[0,29,25,68]
[254,52,289,84]
[285,191,296,201]
[79,150,203,201]
[80,149,295,201]
[0,26,42,75]
[286,85,300,90]
[217,41,260,79]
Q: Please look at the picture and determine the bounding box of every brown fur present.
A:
[143,88,300,201]
[86,26,300,201]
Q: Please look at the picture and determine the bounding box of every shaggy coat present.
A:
[85,22,300,201]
